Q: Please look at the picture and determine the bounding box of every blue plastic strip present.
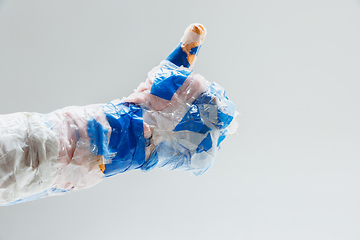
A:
[101,103,145,177]
[150,62,192,101]
[217,134,226,147]
[196,132,213,153]
[87,117,111,158]
[193,90,214,105]
[166,42,190,68]
[216,111,233,130]
[173,105,212,134]
[189,45,201,55]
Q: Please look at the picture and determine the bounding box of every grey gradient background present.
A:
[0,0,360,239]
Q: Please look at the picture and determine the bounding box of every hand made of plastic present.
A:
[0,24,237,206]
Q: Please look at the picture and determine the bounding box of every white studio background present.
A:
[0,0,360,239]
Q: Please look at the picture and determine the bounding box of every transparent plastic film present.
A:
[0,23,237,206]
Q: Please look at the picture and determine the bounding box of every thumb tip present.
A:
[165,23,207,69]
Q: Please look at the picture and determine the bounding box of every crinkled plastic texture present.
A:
[1,105,111,206]
[0,23,237,206]
[141,79,236,175]
[150,61,192,101]
[0,113,60,205]
[2,103,146,205]
[100,103,145,177]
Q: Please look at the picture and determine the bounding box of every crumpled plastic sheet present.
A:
[142,82,236,175]
[0,23,237,206]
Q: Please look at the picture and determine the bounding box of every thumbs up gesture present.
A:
[115,23,237,175]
